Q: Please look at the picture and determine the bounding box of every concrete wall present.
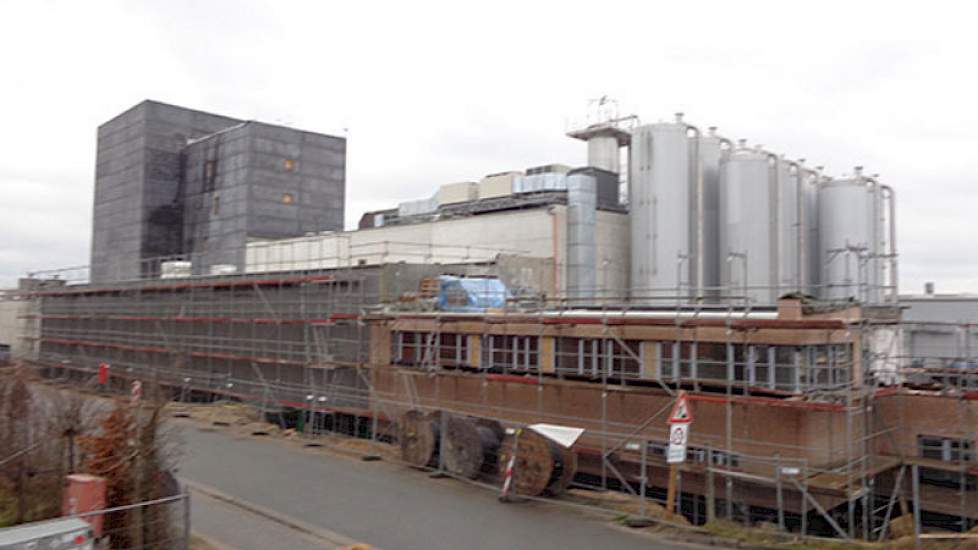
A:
[900,296,978,366]
[0,293,23,359]
[595,209,629,298]
[247,207,558,270]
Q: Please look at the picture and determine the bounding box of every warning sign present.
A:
[668,390,693,424]
[666,391,693,464]
[667,424,688,464]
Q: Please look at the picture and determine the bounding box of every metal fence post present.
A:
[183,493,191,550]
[706,447,716,524]
[801,463,808,537]
[639,439,648,519]
[437,411,447,473]
[775,453,785,531]
[371,392,380,445]
[912,464,921,549]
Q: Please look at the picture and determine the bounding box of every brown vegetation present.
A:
[0,366,180,548]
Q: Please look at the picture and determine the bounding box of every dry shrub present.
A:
[78,387,178,549]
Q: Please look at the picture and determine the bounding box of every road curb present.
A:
[183,478,375,550]
[191,532,237,550]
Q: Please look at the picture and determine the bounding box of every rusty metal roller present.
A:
[399,409,440,468]
[442,415,502,479]
[497,428,578,497]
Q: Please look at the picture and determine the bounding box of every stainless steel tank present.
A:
[566,173,597,303]
[777,157,800,293]
[629,115,691,302]
[799,163,820,296]
[692,127,725,301]
[719,143,779,305]
[817,171,882,301]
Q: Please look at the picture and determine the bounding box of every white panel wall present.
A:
[245,206,630,299]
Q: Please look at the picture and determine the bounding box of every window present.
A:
[283,159,295,171]
[204,160,217,191]
[281,193,295,205]
[437,333,468,366]
[394,332,432,366]
[918,435,974,462]
[554,337,641,379]
[483,335,538,372]
[212,195,220,215]
[392,331,470,368]
[695,343,727,383]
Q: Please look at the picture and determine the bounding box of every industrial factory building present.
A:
[4,101,976,541]
[90,100,346,281]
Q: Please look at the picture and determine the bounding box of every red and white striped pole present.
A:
[499,428,522,502]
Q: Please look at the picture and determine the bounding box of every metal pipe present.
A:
[679,113,704,301]
[880,184,898,301]
[763,150,782,301]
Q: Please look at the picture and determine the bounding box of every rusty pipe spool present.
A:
[442,415,502,479]
[399,409,440,468]
[497,428,578,497]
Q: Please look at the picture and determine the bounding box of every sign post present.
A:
[665,390,693,516]
[97,363,109,393]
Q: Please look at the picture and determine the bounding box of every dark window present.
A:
[918,435,974,462]
[484,335,538,371]
[204,160,217,191]
[555,337,641,379]
[393,331,470,368]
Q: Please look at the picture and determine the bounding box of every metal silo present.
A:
[817,168,883,302]
[629,114,691,302]
[777,157,800,293]
[719,142,780,305]
[566,173,597,304]
[691,127,726,301]
[797,161,821,296]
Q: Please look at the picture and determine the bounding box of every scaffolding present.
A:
[4,241,976,544]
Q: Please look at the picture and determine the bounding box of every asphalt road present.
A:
[190,488,334,550]
[176,423,693,550]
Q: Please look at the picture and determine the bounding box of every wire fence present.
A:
[4,493,190,550]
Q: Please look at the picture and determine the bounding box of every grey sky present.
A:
[1,0,975,293]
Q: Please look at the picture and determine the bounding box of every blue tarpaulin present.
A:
[436,275,508,312]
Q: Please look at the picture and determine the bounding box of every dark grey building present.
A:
[90,100,345,281]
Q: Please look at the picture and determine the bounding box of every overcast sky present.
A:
[1,1,975,293]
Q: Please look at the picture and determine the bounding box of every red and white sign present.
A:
[130,380,142,405]
[668,390,693,424]
[666,391,693,464]
[667,424,689,464]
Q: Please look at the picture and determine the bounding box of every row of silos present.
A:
[591,114,896,305]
